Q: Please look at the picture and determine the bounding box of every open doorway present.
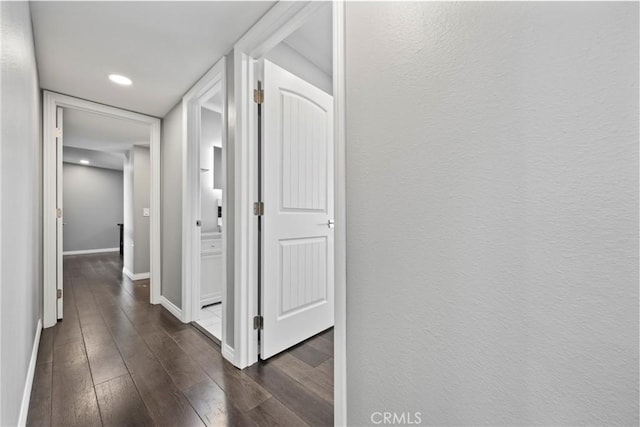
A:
[42,91,161,328]
[182,58,228,349]
[232,2,346,422]
[60,107,152,316]
[257,3,335,360]
[233,1,337,364]
[194,91,225,342]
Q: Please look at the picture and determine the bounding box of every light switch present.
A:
[143,208,150,217]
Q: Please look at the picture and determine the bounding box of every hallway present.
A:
[27,254,333,426]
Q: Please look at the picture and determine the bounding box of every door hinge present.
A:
[253,201,264,216]
[253,88,264,105]
[253,315,263,330]
[55,127,62,138]
[57,289,62,299]
[56,208,62,219]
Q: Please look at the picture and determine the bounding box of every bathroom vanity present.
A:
[201,233,222,306]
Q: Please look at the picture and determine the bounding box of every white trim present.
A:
[63,247,119,256]
[43,91,162,328]
[0,74,3,426]
[232,1,347,422]
[221,343,235,364]
[181,59,228,349]
[122,267,150,281]
[18,318,42,427]
[332,3,347,425]
[160,296,183,322]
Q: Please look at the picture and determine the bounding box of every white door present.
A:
[56,107,64,318]
[261,60,334,359]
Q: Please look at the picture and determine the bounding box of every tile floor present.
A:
[195,303,222,340]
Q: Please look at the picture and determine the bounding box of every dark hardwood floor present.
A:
[27,253,333,427]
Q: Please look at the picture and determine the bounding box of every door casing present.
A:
[43,91,162,328]
[231,1,347,424]
[181,57,230,360]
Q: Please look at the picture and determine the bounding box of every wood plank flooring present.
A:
[27,253,333,426]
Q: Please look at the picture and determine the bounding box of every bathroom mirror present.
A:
[213,146,222,190]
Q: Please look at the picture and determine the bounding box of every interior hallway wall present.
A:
[0,2,43,425]
[161,102,183,307]
[345,2,639,425]
[133,146,150,274]
[123,152,134,273]
[63,162,123,252]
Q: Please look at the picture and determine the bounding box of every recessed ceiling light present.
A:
[80,159,90,165]
[108,74,132,86]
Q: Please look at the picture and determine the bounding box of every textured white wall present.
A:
[345,2,638,425]
[161,103,183,307]
[0,2,42,424]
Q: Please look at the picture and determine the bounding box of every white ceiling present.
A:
[63,146,125,171]
[30,1,275,117]
[62,108,150,170]
[63,108,149,154]
[283,4,333,77]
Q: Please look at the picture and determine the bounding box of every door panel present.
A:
[261,60,334,359]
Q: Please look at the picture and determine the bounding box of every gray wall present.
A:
[123,152,134,272]
[161,102,183,307]
[133,146,150,274]
[345,2,638,425]
[63,163,123,252]
[0,2,42,425]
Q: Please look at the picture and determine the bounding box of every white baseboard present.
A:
[201,295,222,307]
[63,247,119,256]
[222,343,235,365]
[160,296,183,322]
[18,318,42,426]
[122,267,150,281]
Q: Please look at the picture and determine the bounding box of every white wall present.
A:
[345,2,638,425]
[63,162,123,252]
[161,103,183,307]
[0,2,42,425]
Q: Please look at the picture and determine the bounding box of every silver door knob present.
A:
[196,220,201,227]
[327,220,335,228]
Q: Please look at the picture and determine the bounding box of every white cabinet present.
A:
[201,238,222,306]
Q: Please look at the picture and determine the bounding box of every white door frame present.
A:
[181,57,231,359]
[43,91,162,328]
[232,1,346,424]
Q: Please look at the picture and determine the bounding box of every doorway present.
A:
[194,90,225,342]
[232,2,346,423]
[42,91,162,328]
[182,58,228,350]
